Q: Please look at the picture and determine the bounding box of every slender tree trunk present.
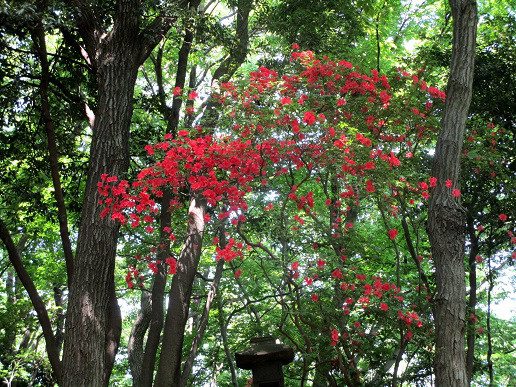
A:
[153,2,251,384]
[128,289,152,386]
[217,298,238,387]
[486,258,494,386]
[465,216,479,383]
[180,244,225,386]
[138,4,200,383]
[53,286,66,356]
[427,1,477,386]
[154,195,207,386]
[31,19,75,286]
[0,219,62,383]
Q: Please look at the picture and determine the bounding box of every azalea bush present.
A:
[97,48,512,384]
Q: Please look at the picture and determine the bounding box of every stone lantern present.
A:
[235,336,294,387]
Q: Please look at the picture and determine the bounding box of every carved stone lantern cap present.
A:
[235,335,294,370]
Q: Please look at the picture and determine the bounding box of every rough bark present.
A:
[61,1,177,385]
[61,39,136,384]
[427,1,477,386]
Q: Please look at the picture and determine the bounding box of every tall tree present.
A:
[0,0,188,385]
[60,1,186,384]
[427,0,478,386]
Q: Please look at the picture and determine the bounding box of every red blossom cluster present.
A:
[99,50,458,351]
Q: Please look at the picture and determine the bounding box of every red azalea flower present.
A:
[303,111,316,125]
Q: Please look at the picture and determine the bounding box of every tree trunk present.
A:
[60,0,180,381]
[465,215,479,383]
[427,1,477,386]
[0,219,62,383]
[138,5,199,381]
[217,298,238,387]
[61,39,139,385]
[486,256,494,386]
[180,247,225,386]
[153,2,251,384]
[153,195,207,386]
[128,289,152,386]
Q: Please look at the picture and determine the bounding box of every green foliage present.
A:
[0,0,515,385]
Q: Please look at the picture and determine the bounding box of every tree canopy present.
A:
[0,0,514,386]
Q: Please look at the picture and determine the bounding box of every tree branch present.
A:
[0,218,62,383]
[30,17,75,285]
[137,0,190,65]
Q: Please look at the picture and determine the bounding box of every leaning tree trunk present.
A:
[153,2,251,385]
[153,195,208,387]
[427,1,477,386]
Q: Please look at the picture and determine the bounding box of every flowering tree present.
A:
[98,46,475,384]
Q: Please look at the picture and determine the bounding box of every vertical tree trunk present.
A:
[486,257,494,386]
[153,2,251,384]
[61,38,139,386]
[61,0,177,382]
[180,241,225,386]
[427,1,477,386]
[465,216,479,383]
[217,298,239,387]
[53,286,66,356]
[138,4,200,381]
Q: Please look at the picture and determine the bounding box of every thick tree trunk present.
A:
[61,39,139,385]
[61,0,179,381]
[427,1,477,386]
